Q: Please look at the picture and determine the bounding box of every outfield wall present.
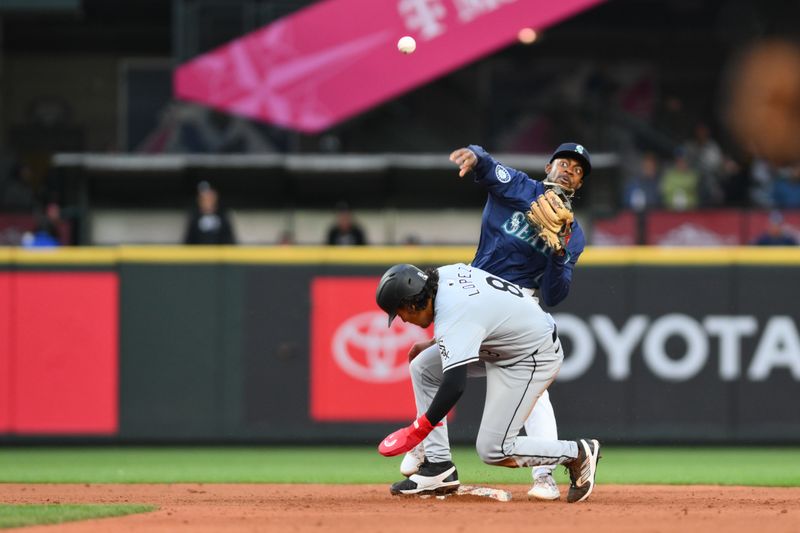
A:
[1,246,799,444]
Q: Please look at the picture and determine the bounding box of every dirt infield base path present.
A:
[1,484,798,533]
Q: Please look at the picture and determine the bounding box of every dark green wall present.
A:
[114,262,800,444]
[119,263,241,439]
[4,248,799,444]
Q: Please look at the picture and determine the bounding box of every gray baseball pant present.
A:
[409,330,578,467]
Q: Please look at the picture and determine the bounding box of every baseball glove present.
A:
[525,186,574,253]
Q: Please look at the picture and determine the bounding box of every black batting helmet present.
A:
[375,263,429,326]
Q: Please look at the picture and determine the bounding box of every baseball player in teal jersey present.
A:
[399,142,591,501]
[376,263,601,503]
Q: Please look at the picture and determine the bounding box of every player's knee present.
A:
[475,434,506,465]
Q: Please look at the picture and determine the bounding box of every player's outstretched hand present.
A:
[449,148,477,177]
[378,414,435,456]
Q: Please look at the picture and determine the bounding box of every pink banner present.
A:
[174,0,604,133]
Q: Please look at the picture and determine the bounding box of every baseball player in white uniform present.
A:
[376,263,600,503]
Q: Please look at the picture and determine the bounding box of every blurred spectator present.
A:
[660,148,700,210]
[326,202,366,245]
[719,157,751,207]
[184,181,237,245]
[750,157,776,208]
[402,234,421,246]
[21,230,59,247]
[21,202,63,248]
[277,229,295,245]
[40,202,63,242]
[621,152,661,211]
[685,122,724,206]
[754,212,798,246]
[771,165,800,208]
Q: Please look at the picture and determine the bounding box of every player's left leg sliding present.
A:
[391,347,458,495]
[400,444,425,476]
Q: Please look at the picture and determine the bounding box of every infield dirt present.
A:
[1,483,797,532]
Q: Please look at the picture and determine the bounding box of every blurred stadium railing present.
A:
[51,151,621,245]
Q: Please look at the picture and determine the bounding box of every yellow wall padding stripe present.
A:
[3,247,118,265]
[1,246,800,266]
[118,246,476,265]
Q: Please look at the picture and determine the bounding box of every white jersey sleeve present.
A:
[433,263,555,372]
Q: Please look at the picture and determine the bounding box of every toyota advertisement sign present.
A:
[310,277,432,422]
[237,262,799,443]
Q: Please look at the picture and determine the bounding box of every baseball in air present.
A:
[397,35,416,54]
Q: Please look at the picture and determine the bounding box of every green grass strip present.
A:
[0,504,155,529]
[0,447,798,486]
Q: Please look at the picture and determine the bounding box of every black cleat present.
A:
[565,439,601,503]
[390,459,460,496]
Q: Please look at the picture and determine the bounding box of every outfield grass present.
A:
[0,446,798,486]
[0,504,155,529]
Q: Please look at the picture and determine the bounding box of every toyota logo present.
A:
[331,311,430,383]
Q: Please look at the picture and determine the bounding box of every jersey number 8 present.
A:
[485,276,524,298]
